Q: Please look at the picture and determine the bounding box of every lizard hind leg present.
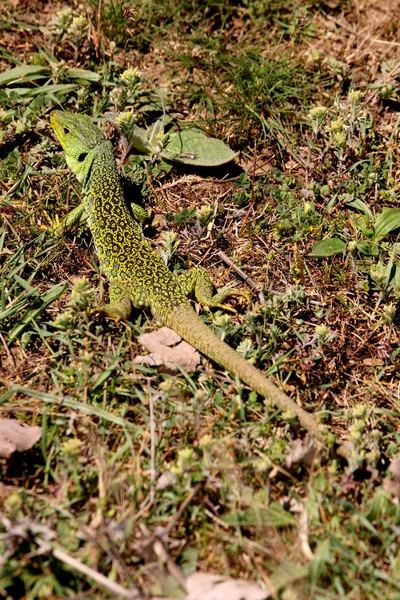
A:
[95,281,132,322]
[178,267,249,312]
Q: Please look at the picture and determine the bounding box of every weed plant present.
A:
[0,0,399,598]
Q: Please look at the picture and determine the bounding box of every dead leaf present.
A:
[363,357,384,367]
[186,572,269,600]
[389,457,400,479]
[336,440,353,459]
[151,213,167,229]
[156,470,177,491]
[284,436,319,469]
[383,457,400,500]
[134,326,201,373]
[383,478,400,500]
[0,520,56,544]
[0,419,41,458]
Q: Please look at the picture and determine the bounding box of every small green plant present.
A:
[311,202,400,294]
[1,1,400,597]
[307,89,373,168]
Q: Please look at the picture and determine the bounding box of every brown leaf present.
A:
[383,478,400,499]
[0,419,41,458]
[383,457,400,500]
[186,572,269,600]
[363,357,384,367]
[284,436,319,469]
[389,457,400,479]
[155,470,177,491]
[134,326,201,373]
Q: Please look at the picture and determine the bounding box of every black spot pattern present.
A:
[53,112,321,438]
[85,142,190,319]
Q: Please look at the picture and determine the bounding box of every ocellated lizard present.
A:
[50,111,321,437]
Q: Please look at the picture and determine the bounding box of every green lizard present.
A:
[50,111,321,437]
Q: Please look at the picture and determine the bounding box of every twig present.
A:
[97,0,102,51]
[149,387,157,486]
[238,141,257,236]
[217,250,266,304]
[52,547,141,599]
[371,38,400,46]
[0,333,16,370]
[152,540,187,591]
[162,483,202,538]
[298,505,314,560]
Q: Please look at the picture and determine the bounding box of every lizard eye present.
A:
[63,127,70,134]
[78,152,88,162]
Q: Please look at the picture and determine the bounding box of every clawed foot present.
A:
[91,305,129,323]
[204,287,251,313]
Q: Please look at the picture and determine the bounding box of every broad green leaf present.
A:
[7,84,77,99]
[65,68,101,82]
[8,281,67,342]
[0,65,51,86]
[0,65,100,89]
[356,241,379,256]
[127,124,152,154]
[148,119,164,146]
[4,87,34,97]
[389,264,400,291]
[346,197,373,219]
[221,501,295,528]
[373,208,400,240]
[162,127,237,167]
[310,237,346,257]
[309,539,331,584]
[270,561,308,591]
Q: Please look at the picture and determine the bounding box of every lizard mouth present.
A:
[50,112,68,149]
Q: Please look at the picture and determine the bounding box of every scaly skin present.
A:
[50,111,321,437]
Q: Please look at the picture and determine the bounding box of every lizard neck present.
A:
[82,140,144,274]
[84,141,125,212]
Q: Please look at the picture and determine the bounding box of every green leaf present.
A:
[8,281,67,342]
[356,241,379,256]
[0,65,51,86]
[65,68,101,82]
[373,208,400,240]
[310,237,346,257]
[148,119,164,146]
[309,539,331,584]
[127,125,152,154]
[351,214,373,237]
[162,127,237,167]
[6,84,77,99]
[221,501,295,528]
[389,265,400,291]
[0,386,138,430]
[270,561,308,591]
[0,65,100,89]
[346,197,373,219]
[392,242,400,255]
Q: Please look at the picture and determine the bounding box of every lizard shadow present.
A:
[120,160,246,239]
[168,159,245,180]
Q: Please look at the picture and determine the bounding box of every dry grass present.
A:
[0,0,400,598]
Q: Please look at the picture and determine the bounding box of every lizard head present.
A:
[51,111,106,183]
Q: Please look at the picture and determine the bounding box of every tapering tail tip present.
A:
[167,305,323,439]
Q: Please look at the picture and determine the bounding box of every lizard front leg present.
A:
[130,202,148,226]
[95,281,132,321]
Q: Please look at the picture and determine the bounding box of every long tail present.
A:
[165,305,321,438]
